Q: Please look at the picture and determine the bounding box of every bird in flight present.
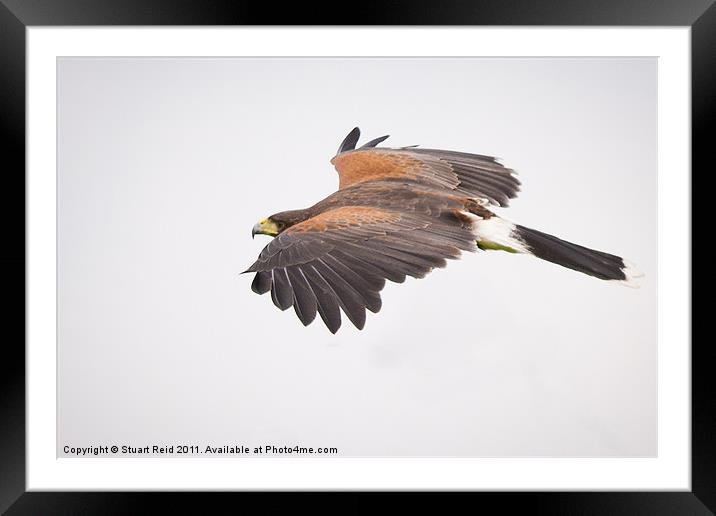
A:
[245,127,640,333]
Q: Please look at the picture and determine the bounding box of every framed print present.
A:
[2,1,707,514]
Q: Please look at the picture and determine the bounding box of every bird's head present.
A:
[251,217,284,238]
[251,210,309,239]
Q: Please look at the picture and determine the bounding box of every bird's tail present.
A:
[471,216,642,286]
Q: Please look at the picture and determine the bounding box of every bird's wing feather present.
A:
[245,206,476,333]
[336,127,361,155]
[331,147,520,207]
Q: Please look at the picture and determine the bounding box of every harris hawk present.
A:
[245,127,640,333]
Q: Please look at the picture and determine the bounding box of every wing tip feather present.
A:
[337,126,361,155]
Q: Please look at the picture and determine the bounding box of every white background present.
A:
[27,27,689,490]
[57,56,657,457]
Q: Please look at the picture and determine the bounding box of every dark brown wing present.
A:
[331,147,520,207]
[244,206,477,333]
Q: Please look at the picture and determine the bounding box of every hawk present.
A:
[245,127,640,333]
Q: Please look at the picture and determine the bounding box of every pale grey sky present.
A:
[58,57,656,457]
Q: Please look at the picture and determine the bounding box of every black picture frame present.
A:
[1,1,707,513]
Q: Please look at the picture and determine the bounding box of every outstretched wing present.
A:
[331,128,520,207]
[244,206,477,333]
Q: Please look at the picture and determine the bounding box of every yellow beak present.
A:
[252,218,279,238]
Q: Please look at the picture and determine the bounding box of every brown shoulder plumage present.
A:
[285,206,402,234]
[331,146,520,207]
